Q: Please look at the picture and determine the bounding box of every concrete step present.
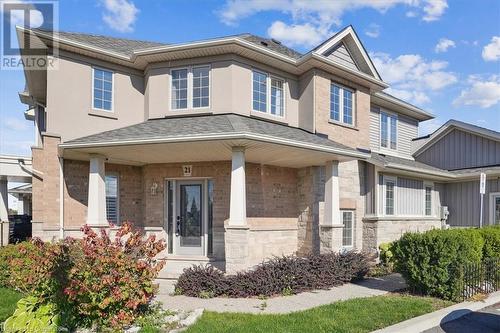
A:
[157,256,225,280]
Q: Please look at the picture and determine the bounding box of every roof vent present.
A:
[260,41,268,47]
[271,38,281,45]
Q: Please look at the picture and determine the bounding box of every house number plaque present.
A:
[182,165,192,177]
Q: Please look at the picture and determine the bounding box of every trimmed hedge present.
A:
[175,251,369,298]
[391,226,500,301]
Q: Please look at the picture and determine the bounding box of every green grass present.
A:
[0,287,23,322]
[185,294,452,333]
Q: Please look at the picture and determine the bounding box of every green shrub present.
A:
[3,296,60,333]
[479,225,500,259]
[391,228,484,301]
[379,242,394,267]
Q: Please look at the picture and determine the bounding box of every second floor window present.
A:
[330,83,354,126]
[93,68,113,111]
[252,70,285,117]
[380,112,397,150]
[171,65,210,110]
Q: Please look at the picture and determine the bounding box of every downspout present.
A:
[59,157,64,239]
[18,160,43,179]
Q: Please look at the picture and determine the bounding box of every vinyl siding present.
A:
[369,106,419,158]
[416,129,500,170]
[396,177,424,215]
[442,178,500,227]
[325,43,358,71]
[377,173,439,217]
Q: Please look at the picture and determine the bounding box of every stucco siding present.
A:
[417,129,500,170]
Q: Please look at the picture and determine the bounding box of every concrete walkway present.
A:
[155,273,406,314]
[374,291,500,333]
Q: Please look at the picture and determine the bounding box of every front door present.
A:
[175,181,204,255]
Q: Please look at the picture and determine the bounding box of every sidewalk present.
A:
[155,273,406,314]
[373,291,500,333]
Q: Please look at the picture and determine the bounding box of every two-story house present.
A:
[15,25,498,276]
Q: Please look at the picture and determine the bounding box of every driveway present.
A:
[423,302,500,333]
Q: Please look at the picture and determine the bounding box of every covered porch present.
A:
[59,114,367,273]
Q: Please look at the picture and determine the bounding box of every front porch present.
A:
[52,114,368,274]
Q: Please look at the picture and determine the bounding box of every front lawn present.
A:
[0,287,23,322]
[185,294,452,333]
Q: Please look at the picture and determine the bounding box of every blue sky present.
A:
[1,0,500,159]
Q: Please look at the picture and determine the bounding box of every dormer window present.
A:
[93,68,113,111]
[380,111,397,150]
[171,65,210,110]
[330,82,354,126]
[252,70,285,117]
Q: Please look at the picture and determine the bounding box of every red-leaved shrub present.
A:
[63,222,166,329]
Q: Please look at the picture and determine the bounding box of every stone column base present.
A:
[319,224,344,253]
[224,225,250,274]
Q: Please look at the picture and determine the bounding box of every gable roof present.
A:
[312,26,381,81]
[61,113,368,159]
[413,119,500,156]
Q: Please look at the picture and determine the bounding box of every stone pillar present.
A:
[320,160,343,253]
[86,155,107,226]
[225,147,249,273]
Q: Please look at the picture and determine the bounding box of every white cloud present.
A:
[453,75,500,108]
[435,38,455,53]
[267,21,327,48]
[0,0,44,28]
[4,117,29,131]
[218,0,448,48]
[419,118,443,136]
[482,36,500,62]
[365,24,380,38]
[422,0,448,21]
[371,52,457,105]
[101,0,138,33]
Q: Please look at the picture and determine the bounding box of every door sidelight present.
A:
[176,216,181,236]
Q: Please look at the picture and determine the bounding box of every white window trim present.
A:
[423,181,434,217]
[379,110,398,152]
[170,65,211,111]
[92,66,115,113]
[383,175,397,216]
[330,82,356,126]
[105,172,120,225]
[251,69,286,118]
[490,192,500,225]
[341,210,354,248]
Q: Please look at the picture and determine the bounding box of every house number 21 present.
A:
[183,165,192,177]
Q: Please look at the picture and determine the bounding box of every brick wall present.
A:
[63,160,143,227]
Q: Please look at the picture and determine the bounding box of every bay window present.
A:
[105,173,119,224]
[342,210,354,247]
[171,65,210,110]
[425,184,433,216]
[384,176,396,215]
[252,70,285,117]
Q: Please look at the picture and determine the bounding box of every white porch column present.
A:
[0,180,9,246]
[86,155,107,226]
[0,180,8,222]
[225,146,249,273]
[324,160,340,226]
[229,147,246,226]
[320,160,342,253]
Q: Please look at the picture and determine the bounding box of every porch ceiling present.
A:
[62,139,356,168]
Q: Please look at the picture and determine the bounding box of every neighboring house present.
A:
[15,25,496,275]
[413,120,500,227]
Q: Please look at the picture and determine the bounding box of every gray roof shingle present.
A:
[35,29,303,59]
[63,114,360,155]
[370,152,451,174]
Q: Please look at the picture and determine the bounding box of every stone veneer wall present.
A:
[362,218,442,254]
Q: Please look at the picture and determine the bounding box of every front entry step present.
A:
[157,256,225,280]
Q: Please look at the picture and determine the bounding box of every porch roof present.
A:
[60,114,368,167]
